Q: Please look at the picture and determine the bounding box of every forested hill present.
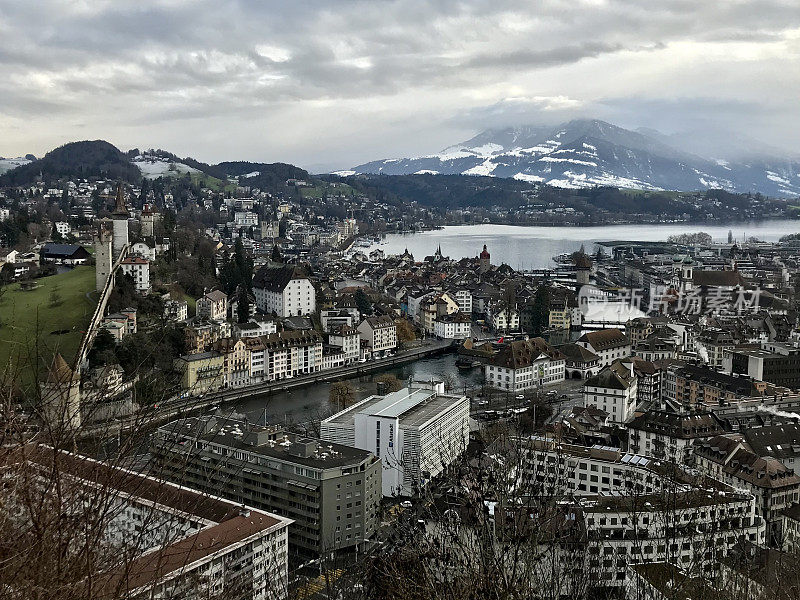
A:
[215,161,309,192]
[321,172,793,220]
[0,140,141,185]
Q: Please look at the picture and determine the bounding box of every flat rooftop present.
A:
[734,348,782,358]
[160,416,374,469]
[324,387,467,428]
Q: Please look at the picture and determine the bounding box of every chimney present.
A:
[239,505,251,518]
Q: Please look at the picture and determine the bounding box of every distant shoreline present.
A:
[392,216,800,236]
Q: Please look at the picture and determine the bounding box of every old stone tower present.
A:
[40,353,81,432]
[94,220,113,292]
[111,182,129,260]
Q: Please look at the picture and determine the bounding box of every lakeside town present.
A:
[2,166,800,599]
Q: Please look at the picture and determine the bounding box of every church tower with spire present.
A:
[479,244,491,273]
[111,182,129,260]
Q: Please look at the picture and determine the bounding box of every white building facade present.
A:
[321,383,470,497]
[253,265,316,317]
[119,257,150,292]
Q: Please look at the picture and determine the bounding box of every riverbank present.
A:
[77,339,455,441]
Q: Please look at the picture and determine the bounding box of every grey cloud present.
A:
[0,0,799,165]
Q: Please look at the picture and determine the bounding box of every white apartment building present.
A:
[163,299,188,321]
[55,221,71,236]
[329,325,361,364]
[519,437,765,589]
[14,449,291,600]
[197,289,228,321]
[450,289,473,314]
[488,304,520,333]
[576,328,632,367]
[484,338,565,392]
[322,348,347,370]
[130,241,156,262]
[119,256,150,292]
[234,211,259,228]
[262,330,323,380]
[433,312,472,340]
[253,265,316,317]
[583,360,638,424]
[233,319,277,339]
[321,308,358,332]
[694,434,800,545]
[322,382,470,497]
[357,316,397,356]
[244,337,267,383]
[405,290,432,322]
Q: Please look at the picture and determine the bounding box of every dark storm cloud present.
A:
[0,0,798,166]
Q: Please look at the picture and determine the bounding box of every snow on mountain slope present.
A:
[0,157,33,175]
[132,153,202,179]
[351,119,800,197]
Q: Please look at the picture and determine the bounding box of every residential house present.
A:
[583,360,638,424]
[197,290,228,321]
[357,316,397,357]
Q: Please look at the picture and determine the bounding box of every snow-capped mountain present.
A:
[350,119,800,197]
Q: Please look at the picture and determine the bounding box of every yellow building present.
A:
[174,351,225,395]
[548,306,571,330]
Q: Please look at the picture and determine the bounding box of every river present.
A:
[364,220,800,269]
[226,353,484,427]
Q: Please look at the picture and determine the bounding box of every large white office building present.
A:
[321,381,470,497]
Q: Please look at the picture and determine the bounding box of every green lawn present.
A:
[0,266,97,378]
[191,172,237,193]
[183,293,197,316]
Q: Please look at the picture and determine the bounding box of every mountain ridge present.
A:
[0,142,309,194]
[350,118,800,197]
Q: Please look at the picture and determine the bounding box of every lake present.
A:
[365,220,800,269]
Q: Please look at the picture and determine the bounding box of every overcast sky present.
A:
[1,0,799,171]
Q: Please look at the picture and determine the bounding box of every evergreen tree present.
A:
[524,285,550,336]
[234,237,253,290]
[271,244,282,263]
[355,288,373,316]
[162,208,177,234]
[237,290,250,324]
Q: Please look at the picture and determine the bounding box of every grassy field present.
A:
[190,172,237,193]
[0,266,96,377]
